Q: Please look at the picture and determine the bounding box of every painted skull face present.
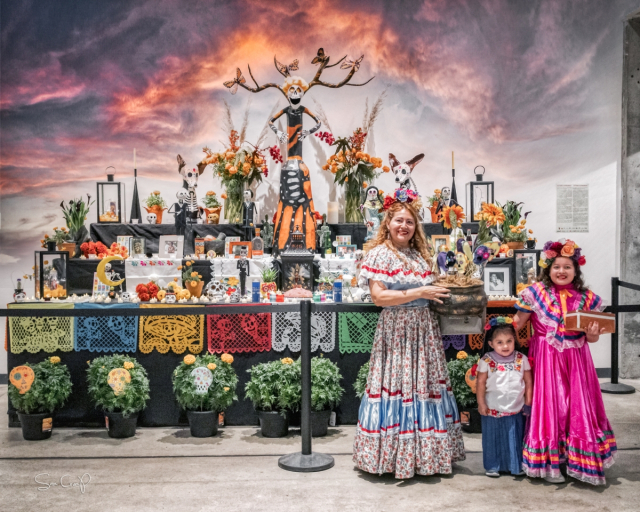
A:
[207,213,218,224]
[239,246,248,258]
[121,291,132,302]
[366,187,379,201]
[441,187,451,200]
[287,84,304,106]
[191,366,213,395]
[243,190,252,201]
[166,292,176,303]
[181,167,199,189]
[393,163,412,186]
[147,213,157,224]
[13,291,26,301]
[176,189,188,202]
[105,263,112,272]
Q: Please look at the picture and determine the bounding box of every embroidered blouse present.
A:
[358,243,433,307]
[515,282,604,351]
[477,351,530,417]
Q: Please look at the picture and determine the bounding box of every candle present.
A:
[134,148,136,169]
[452,151,454,169]
[327,202,339,224]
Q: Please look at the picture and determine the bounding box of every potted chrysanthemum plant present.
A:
[8,357,72,440]
[447,351,481,433]
[179,260,204,298]
[353,361,370,400]
[87,354,150,438]
[305,356,344,437]
[173,353,238,437]
[245,358,301,437]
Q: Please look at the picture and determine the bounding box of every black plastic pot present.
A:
[460,407,482,433]
[186,410,219,438]
[310,409,332,437]
[257,410,289,438]
[17,412,53,441]
[105,411,138,439]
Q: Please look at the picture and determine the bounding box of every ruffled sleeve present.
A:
[515,284,538,313]
[583,290,606,312]
[476,356,489,373]
[358,244,433,289]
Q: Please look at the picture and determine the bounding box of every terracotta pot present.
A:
[187,280,205,298]
[260,282,277,298]
[204,207,222,224]
[429,202,439,223]
[144,205,167,224]
[506,241,525,250]
[58,242,76,258]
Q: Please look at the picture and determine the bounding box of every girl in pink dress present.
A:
[514,240,616,485]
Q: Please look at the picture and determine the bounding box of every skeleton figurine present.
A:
[104,263,122,283]
[435,186,459,217]
[362,186,383,241]
[224,47,373,254]
[242,190,257,241]
[176,156,205,251]
[169,189,189,237]
[237,245,250,296]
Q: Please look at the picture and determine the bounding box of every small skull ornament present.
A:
[146,213,157,224]
[107,368,131,396]
[191,366,213,395]
[207,213,219,224]
[120,291,132,302]
[9,366,35,395]
[166,292,177,303]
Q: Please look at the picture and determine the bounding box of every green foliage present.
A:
[87,355,150,417]
[501,200,529,243]
[60,195,93,242]
[245,360,301,414]
[447,354,480,408]
[260,265,278,283]
[353,361,370,399]
[8,360,72,414]
[203,193,221,208]
[172,354,238,412]
[306,356,344,412]
[144,193,167,208]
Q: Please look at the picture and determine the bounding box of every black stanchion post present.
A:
[278,300,335,472]
[601,277,635,394]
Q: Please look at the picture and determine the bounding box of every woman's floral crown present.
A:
[382,188,419,211]
[484,316,515,331]
[539,239,585,269]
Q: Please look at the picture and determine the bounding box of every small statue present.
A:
[318,214,332,256]
[435,186,459,216]
[168,189,188,236]
[260,214,274,253]
[237,245,250,296]
[362,186,384,241]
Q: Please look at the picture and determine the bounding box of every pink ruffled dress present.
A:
[515,282,616,485]
[352,243,465,479]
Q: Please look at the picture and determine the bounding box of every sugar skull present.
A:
[120,291,132,302]
[107,368,131,396]
[465,366,477,394]
[191,366,213,395]
[207,213,219,224]
[166,292,177,303]
[146,213,157,224]
[10,365,35,395]
[389,153,424,191]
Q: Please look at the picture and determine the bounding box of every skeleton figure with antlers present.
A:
[224,48,373,254]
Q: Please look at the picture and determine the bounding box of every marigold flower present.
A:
[382,166,390,173]
[186,261,192,266]
[224,387,230,392]
[229,166,238,175]
[362,182,368,188]
[221,354,234,364]
[123,361,135,370]
[153,190,161,195]
[528,229,533,234]
[207,363,217,371]
[157,290,166,300]
[221,194,227,200]
[49,356,61,364]
[206,191,214,196]
[191,271,197,277]
[184,355,196,365]
[225,163,232,170]
[281,357,294,365]
[456,351,468,360]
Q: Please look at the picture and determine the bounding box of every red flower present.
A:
[136,284,148,294]
[498,365,505,371]
[272,212,277,224]
[382,195,396,211]
[147,282,159,298]
[550,242,563,252]
[95,242,108,254]
[262,166,268,177]
[470,364,478,377]
[313,211,322,221]
[138,292,150,302]
[578,255,586,266]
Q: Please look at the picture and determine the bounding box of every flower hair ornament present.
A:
[484,316,516,331]
[539,239,585,269]
[382,188,420,211]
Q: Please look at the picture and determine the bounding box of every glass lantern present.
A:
[97,168,122,223]
[280,225,315,292]
[465,165,494,222]
[35,250,69,300]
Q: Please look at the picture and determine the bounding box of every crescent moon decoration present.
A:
[96,255,125,287]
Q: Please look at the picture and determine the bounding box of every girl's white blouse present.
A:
[477,351,530,416]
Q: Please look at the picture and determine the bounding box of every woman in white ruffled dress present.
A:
[353,198,466,479]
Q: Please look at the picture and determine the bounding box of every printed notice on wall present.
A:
[556,184,588,233]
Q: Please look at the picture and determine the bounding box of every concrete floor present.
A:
[1,380,639,512]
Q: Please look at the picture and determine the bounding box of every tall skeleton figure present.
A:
[176,155,204,252]
[224,48,373,254]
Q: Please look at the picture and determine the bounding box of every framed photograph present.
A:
[515,249,540,286]
[431,235,449,254]
[158,235,184,259]
[229,241,252,259]
[225,236,241,257]
[484,265,512,295]
[130,237,146,258]
[337,244,357,258]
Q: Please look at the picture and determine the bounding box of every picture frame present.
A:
[336,235,351,245]
[117,235,133,253]
[158,235,184,259]
[229,241,252,259]
[514,249,540,286]
[337,244,357,259]
[130,237,146,259]
[225,236,241,257]
[484,265,512,296]
[431,235,450,254]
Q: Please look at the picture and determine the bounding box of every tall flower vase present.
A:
[224,180,243,224]
[344,189,363,223]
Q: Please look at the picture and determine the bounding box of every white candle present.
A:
[327,202,339,224]
[134,148,136,169]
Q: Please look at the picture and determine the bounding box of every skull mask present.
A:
[166,292,176,303]
[147,213,157,224]
[190,366,213,395]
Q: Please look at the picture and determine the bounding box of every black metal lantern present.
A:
[97,167,122,223]
[280,225,315,292]
[34,250,69,300]
[465,165,494,222]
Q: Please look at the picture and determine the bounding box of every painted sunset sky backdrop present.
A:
[0,0,636,270]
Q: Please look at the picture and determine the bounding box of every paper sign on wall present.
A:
[556,184,588,233]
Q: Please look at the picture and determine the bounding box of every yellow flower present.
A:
[184,355,196,365]
[281,357,294,365]
[177,265,183,270]
[153,190,161,196]
[53,226,58,230]
[242,162,251,172]
[224,387,230,392]
[528,229,533,234]
[207,363,217,371]
[505,317,513,324]
[191,271,197,277]
[227,276,239,287]
[173,277,178,282]
[382,165,390,173]
[228,166,238,175]
[189,281,197,287]
[157,290,166,300]
[221,353,234,364]
[123,361,135,370]
[49,356,61,364]
[456,351,468,360]
[186,261,192,266]
[44,234,49,238]
[221,193,227,200]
